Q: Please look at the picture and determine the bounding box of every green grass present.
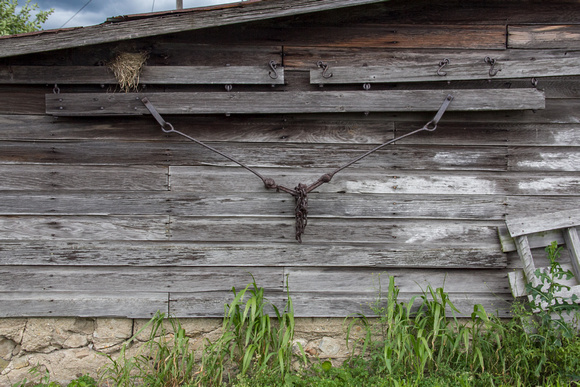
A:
[12,245,580,386]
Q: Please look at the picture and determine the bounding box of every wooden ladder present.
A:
[499,209,580,308]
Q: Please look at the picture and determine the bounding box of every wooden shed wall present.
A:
[0,0,579,318]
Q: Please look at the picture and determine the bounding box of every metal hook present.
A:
[268,60,278,79]
[484,56,499,77]
[53,84,60,94]
[531,77,538,88]
[317,60,333,79]
[437,59,450,76]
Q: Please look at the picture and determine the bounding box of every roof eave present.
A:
[0,0,386,59]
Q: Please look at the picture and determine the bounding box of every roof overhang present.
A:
[0,0,387,59]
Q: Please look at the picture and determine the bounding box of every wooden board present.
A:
[169,217,502,246]
[0,267,283,293]
[0,192,507,220]
[45,89,546,116]
[506,209,580,237]
[169,291,514,318]
[310,57,580,84]
[0,164,168,190]
[283,267,510,294]
[0,292,168,318]
[508,147,580,171]
[0,216,169,241]
[169,167,580,196]
[0,65,285,85]
[498,226,570,253]
[509,25,580,49]
[0,141,509,171]
[284,47,580,69]
[0,241,506,269]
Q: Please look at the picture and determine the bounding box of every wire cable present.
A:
[60,0,93,28]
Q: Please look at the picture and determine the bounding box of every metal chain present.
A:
[141,94,454,242]
[294,183,308,242]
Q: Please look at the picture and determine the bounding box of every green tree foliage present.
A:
[0,0,53,36]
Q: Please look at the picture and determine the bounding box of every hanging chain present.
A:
[141,94,454,242]
[294,183,308,242]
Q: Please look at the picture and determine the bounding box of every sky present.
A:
[33,0,239,30]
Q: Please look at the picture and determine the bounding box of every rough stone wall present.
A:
[0,317,360,385]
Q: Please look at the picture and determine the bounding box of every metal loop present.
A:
[484,56,499,77]
[531,77,538,87]
[161,122,174,133]
[53,84,60,94]
[363,83,371,90]
[317,60,333,79]
[224,84,233,92]
[437,59,450,76]
[268,60,278,79]
[423,120,437,132]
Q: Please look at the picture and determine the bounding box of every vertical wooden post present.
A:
[564,227,580,280]
[177,0,183,9]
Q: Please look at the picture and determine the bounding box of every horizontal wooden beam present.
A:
[310,57,580,84]
[506,208,580,237]
[46,89,545,116]
[0,65,285,85]
[509,25,580,49]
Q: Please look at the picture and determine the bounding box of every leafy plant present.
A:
[197,275,300,386]
[0,0,53,36]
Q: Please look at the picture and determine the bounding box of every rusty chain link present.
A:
[142,94,454,242]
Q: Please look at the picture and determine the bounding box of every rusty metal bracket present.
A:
[437,59,450,76]
[317,60,333,79]
[268,60,279,79]
[484,56,499,77]
[141,93,454,243]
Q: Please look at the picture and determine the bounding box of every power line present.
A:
[61,0,93,28]
[151,0,156,12]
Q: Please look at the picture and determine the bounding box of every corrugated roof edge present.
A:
[0,0,385,58]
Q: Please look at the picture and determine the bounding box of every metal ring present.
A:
[161,122,174,133]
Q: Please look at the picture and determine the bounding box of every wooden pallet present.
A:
[499,209,580,309]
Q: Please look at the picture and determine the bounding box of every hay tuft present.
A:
[108,52,149,92]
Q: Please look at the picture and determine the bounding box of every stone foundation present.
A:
[0,317,363,385]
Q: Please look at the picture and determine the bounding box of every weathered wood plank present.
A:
[0,164,168,190]
[169,217,501,246]
[0,241,507,269]
[169,291,514,318]
[0,141,509,171]
[508,147,580,171]
[0,216,169,241]
[506,196,580,217]
[0,114,396,143]
[287,293,514,318]
[284,47,580,69]
[169,167,580,196]
[0,267,283,292]
[45,89,546,116]
[0,192,507,220]
[310,57,580,84]
[509,25,580,49]
[497,226,570,253]
[564,227,580,280]
[284,267,510,294]
[514,235,540,287]
[0,66,285,85]
[397,123,580,146]
[506,209,580,237]
[0,0,396,58]
[0,292,168,318]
